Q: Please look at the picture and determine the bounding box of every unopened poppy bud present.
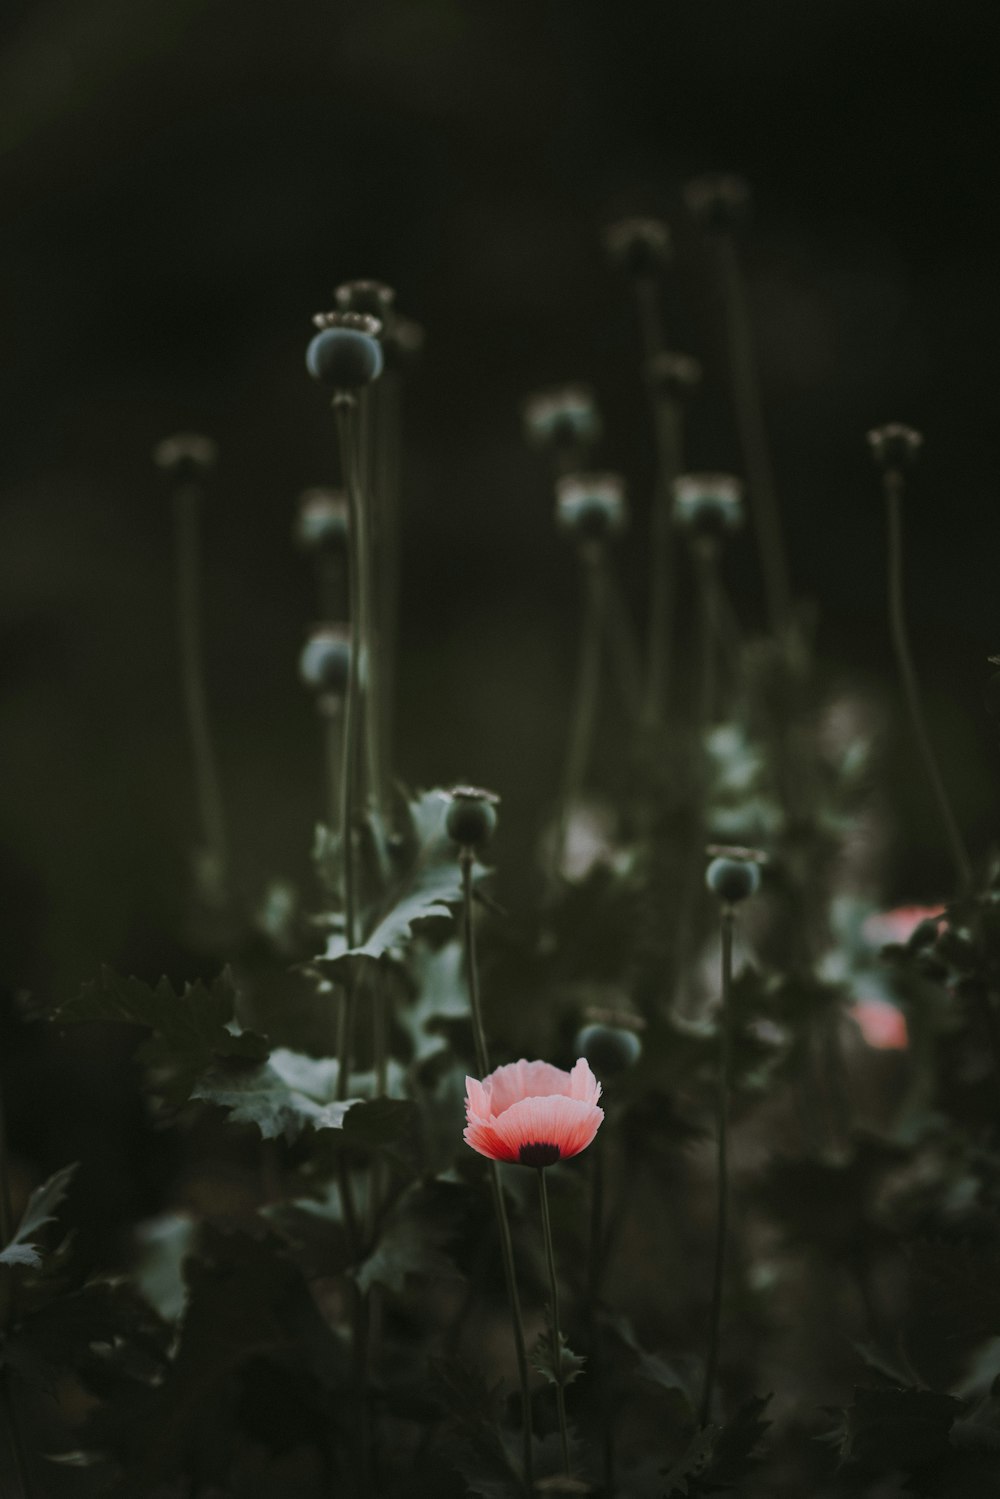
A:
[867,423,923,471]
[446,786,500,851]
[646,351,702,400]
[555,472,626,540]
[306,319,384,389]
[684,173,752,231]
[673,473,743,536]
[334,279,396,321]
[522,385,601,452]
[153,432,218,482]
[295,488,349,551]
[603,216,671,276]
[706,856,761,904]
[576,1023,642,1077]
[299,625,351,695]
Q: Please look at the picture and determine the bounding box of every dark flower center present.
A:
[518,1141,561,1167]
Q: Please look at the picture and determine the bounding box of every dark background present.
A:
[1,0,998,1006]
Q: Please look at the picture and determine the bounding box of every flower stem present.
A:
[885,470,973,893]
[0,1081,33,1499]
[173,479,228,902]
[644,393,682,727]
[555,541,608,875]
[693,537,720,732]
[460,857,534,1494]
[715,233,791,641]
[700,906,734,1427]
[537,1168,571,1475]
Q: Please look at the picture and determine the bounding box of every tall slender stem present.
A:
[602,560,644,724]
[173,482,228,899]
[715,234,791,640]
[644,395,682,726]
[555,543,608,874]
[693,539,720,732]
[320,698,343,837]
[885,471,973,892]
[0,1080,31,1499]
[537,1169,571,1474]
[701,908,734,1427]
[461,857,534,1494]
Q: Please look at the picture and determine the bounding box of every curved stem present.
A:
[885,472,973,892]
[461,858,534,1493]
[334,400,363,1105]
[173,482,228,900]
[321,699,343,837]
[700,907,733,1427]
[538,1169,571,1474]
[0,1080,31,1499]
[602,559,644,724]
[693,539,720,732]
[715,234,791,640]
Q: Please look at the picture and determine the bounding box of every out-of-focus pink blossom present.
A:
[849,997,909,1051]
[862,904,945,949]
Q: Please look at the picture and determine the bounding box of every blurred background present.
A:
[1,0,998,1235]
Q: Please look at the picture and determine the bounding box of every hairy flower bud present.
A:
[576,1022,642,1076]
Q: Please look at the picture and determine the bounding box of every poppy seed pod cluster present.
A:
[446,786,499,852]
[522,385,602,453]
[299,625,351,696]
[464,1059,604,1167]
[555,472,627,540]
[672,472,744,535]
[294,488,349,552]
[307,311,384,389]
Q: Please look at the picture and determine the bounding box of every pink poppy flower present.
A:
[862,904,945,949]
[849,997,909,1051]
[464,1059,604,1167]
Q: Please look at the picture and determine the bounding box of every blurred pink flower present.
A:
[464,1059,604,1167]
[849,997,909,1051]
[862,904,945,949]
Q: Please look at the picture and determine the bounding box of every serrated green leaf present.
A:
[530,1327,586,1388]
[0,1163,77,1270]
[58,967,268,1103]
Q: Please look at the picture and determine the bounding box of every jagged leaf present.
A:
[0,1163,77,1269]
[530,1327,586,1388]
[663,1395,771,1496]
[58,967,268,1102]
[834,1385,960,1474]
[431,1358,523,1499]
[355,1182,462,1295]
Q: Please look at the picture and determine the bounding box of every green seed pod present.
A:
[555,472,627,540]
[446,786,500,851]
[295,488,349,552]
[576,1023,642,1077]
[299,625,351,695]
[706,856,761,904]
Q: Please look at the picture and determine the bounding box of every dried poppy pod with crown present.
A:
[299,624,351,697]
[306,311,384,389]
[672,472,744,536]
[446,786,500,852]
[646,350,702,401]
[153,432,218,483]
[334,279,396,322]
[603,216,671,277]
[867,423,923,472]
[522,384,602,453]
[555,472,627,541]
[684,173,752,232]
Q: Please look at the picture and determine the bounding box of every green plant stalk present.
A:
[700,907,734,1427]
[602,558,644,725]
[693,537,720,732]
[0,1084,32,1499]
[173,481,229,898]
[375,370,402,807]
[538,1168,571,1474]
[357,388,388,853]
[885,471,973,892]
[321,698,343,838]
[644,394,682,727]
[461,856,534,1495]
[317,548,346,623]
[555,542,608,876]
[715,233,792,641]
